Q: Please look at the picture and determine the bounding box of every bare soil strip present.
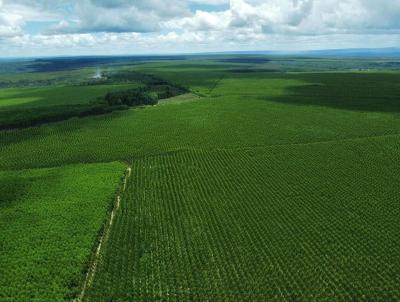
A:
[76,165,132,302]
[157,93,201,105]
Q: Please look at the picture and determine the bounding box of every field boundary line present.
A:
[226,132,400,151]
[133,132,400,158]
[207,75,225,96]
[75,165,132,302]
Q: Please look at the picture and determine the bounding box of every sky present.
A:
[0,0,400,57]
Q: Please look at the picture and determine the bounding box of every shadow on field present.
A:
[28,56,187,72]
[266,73,400,113]
[0,175,46,206]
[0,111,91,149]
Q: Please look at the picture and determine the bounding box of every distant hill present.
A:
[221,48,400,58]
[296,48,400,58]
[2,48,400,64]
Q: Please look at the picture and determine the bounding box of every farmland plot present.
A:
[85,135,400,301]
[0,162,125,301]
[1,58,400,302]
[2,73,400,171]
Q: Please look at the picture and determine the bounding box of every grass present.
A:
[0,162,125,301]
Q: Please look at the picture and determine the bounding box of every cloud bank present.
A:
[0,0,400,56]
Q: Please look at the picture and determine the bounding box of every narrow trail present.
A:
[207,75,225,96]
[76,165,132,302]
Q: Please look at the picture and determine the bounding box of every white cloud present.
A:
[164,10,231,31]
[47,0,190,34]
[0,0,59,38]
[189,0,229,5]
[167,0,400,36]
[1,0,400,56]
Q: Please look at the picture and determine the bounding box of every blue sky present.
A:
[0,0,400,57]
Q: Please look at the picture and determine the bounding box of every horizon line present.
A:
[1,46,400,60]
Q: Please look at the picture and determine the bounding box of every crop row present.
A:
[3,73,400,171]
[85,141,400,301]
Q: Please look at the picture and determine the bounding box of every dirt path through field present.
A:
[75,165,132,302]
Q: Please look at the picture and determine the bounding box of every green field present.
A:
[86,140,400,301]
[1,56,400,301]
[1,72,400,171]
[0,83,140,129]
[0,162,125,301]
[0,84,137,109]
